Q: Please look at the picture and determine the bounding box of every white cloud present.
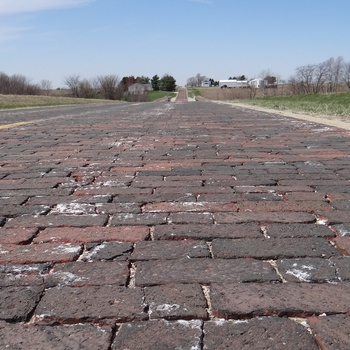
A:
[0,0,94,15]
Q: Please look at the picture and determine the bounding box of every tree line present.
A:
[0,72,52,96]
[63,73,176,101]
[0,71,176,101]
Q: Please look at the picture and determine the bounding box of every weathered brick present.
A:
[154,223,262,240]
[34,285,146,324]
[332,223,350,236]
[45,261,129,287]
[308,314,350,350]
[0,322,112,350]
[34,226,149,244]
[135,259,279,287]
[277,258,338,282]
[0,227,38,244]
[143,201,238,213]
[0,285,43,321]
[214,212,315,224]
[265,223,335,238]
[168,212,214,224]
[210,282,350,319]
[211,237,339,259]
[238,200,332,212]
[0,243,82,264]
[145,283,207,320]
[204,317,318,350]
[131,240,210,260]
[332,236,350,255]
[317,211,350,224]
[80,241,133,261]
[331,256,350,281]
[5,214,108,229]
[110,213,168,226]
[112,320,203,350]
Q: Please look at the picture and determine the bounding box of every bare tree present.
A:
[97,75,120,100]
[325,56,344,92]
[64,74,81,97]
[40,79,52,96]
[9,74,28,95]
[78,79,97,98]
[0,72,10,94]
[342,61,350,89]
[186,76,197,87]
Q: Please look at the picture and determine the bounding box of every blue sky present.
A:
[1,0,349,88]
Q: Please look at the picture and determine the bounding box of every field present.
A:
[195,87,350,117]
[0,94,120,109]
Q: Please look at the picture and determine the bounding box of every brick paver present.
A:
[0,98,350,348]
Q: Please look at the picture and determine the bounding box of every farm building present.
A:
[219,79,249,88]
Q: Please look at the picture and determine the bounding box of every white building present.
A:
[248,79,267,88]
[219,80,249,88]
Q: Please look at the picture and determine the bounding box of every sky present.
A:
[1,0,350,88]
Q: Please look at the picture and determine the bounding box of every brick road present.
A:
[0,97,350,349]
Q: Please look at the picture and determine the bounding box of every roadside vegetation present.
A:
[147,91,176,101]
[0,94,118,109]
[238,93,350,117]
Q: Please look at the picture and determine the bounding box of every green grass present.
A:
[239,93,350,117]
[187,88,201,99]
[146,90,176,101]
[0,94,120,109]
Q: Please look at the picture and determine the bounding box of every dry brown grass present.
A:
[0,94,121,109]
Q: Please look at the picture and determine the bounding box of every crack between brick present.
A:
[268,260,288,283]
[149,226,155,241]
[206,242,214,258]
[127,262,136,288]
[201,285,215,320]
[260,225,270,239]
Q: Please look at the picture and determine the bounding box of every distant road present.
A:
[175,88,188,102]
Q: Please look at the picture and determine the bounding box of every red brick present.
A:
[332,236,350,255]
[210,282,350,319]
[308,314,350,350]
[34,285,146,324]
[112,320,203,350]
[0,322,112,350]
[0,243,82,264]
[34,226,149,244]
[0,227,38,244]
